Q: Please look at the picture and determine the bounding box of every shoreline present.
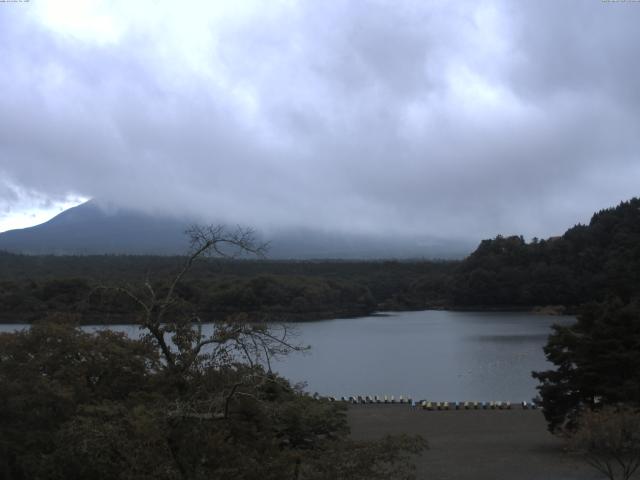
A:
[0,304,575,325]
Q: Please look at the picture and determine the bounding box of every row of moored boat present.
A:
[327,396,538,410]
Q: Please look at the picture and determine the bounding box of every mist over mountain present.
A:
[0,201,473,259]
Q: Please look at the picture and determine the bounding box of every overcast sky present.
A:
[0,0,639,239]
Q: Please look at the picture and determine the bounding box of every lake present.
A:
[0,310,573,402]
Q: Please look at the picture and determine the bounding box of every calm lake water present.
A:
[0,310,574,402]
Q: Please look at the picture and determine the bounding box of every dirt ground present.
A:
[348,405,606,480]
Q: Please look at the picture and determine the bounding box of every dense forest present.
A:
[1,198,639,323]
[0,255,453,323]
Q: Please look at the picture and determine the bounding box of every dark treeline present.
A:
[0,254,454,323]
[2,197,639,323]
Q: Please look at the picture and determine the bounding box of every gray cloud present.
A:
[0,0,639,241]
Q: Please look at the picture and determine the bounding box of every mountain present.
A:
[0,202,189,255]
[0,201,473,259]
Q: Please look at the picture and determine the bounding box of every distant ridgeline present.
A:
[0,197,639,322]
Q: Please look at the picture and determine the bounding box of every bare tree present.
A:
[567,406,640,480]
[94,224,310,425]
[97,224,304,379]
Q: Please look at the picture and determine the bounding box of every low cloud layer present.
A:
[1,0,639,240]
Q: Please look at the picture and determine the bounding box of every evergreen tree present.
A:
[533,299,640,432]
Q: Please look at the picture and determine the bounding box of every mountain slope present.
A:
[0,202,189,255]
[0,201,472,259]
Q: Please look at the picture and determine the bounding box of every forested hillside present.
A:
[452,198,640,309]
